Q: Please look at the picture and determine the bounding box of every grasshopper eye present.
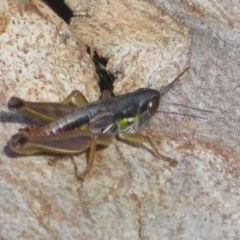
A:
[147,96,159,116]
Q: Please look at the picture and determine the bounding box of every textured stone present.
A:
[1,0,240,239]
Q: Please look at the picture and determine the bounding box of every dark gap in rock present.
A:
[40,0,115,95]
[41,0,73,24]
[86,47,115,96]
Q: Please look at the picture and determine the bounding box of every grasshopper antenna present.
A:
[161,101,213,114]
[159,67,190,96]
[158,110,209,120]
[159,67,213,119]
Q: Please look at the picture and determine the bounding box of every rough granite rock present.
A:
[0,0,240,239]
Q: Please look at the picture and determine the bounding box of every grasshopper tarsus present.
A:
[162,156,178,167]
[48,158,58,166]
[76,176,85,182]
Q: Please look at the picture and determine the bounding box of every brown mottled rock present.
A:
[1,0,240,239]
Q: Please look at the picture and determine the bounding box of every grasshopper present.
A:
[7,67,189,179]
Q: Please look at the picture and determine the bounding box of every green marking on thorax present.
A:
[118,114,139,130]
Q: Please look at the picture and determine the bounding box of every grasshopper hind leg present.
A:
[7,90,89,124]
[47,133,112,181]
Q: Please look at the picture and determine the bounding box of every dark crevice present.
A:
[41,0,73,24]
[86,47,115,95]
[41,0,115,94]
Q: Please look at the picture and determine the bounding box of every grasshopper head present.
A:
[136,67,190,129]
[116,88,160,133]
[136,88,160,117]
[131,88,161,132]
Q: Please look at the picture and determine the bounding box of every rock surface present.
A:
[0,0,240,239]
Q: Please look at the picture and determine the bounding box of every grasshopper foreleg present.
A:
[118,133,177,167]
